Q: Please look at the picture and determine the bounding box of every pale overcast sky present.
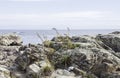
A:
[0,0,120,29]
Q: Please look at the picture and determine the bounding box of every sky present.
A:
[0,0,120,29]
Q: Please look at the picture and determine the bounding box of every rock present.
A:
[96,32,120,52]
[68,66,98,78]
[71,35,95,43]
[110,31,120,34]
[14,44,54,78]
[100,72,120,78]
[35,60,53,75]
[44,34,120,78]
[0,32,120,78]
[71,35,106,49]
[0,66,11,78]
[0,34,23,46]
[51,69,81,78]
[49,36,80,51]
[26,60,53,78]
[49,35,120,78]
[51,36,71,42]
[11,71,26,78]
[26,64,41,78]
[15,45,44,70]
[0,46,20,67]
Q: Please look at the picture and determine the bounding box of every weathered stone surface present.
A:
[96,31,120,52]
[0,32,120,78]
[15,45,44,70]
[0,46,20,67]
[0,66,11,78]
[49,35,120,78]
[0,34,22,46]
[26,60,53,78]
[11,71,26,78]
[26,64,41,78]
[51,69,81,78]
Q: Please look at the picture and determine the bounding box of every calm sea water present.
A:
[0,29,119,44]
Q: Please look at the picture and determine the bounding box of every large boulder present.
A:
[13,44,54,78]
[15,45,44,70]
[26,60,53,78]
[48,35,120,78]
[0,34,23,46]
[26,64,41,78]
[96,31,120,52]
[71,35,108,49]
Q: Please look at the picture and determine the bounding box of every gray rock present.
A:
[96,32,120,52]
[0,32,119,78]
[100,72,120,78]
[49,35,120,78]
[15,46,43,70]
[71,35,95,43]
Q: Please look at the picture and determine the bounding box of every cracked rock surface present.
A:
[0,32,120,78]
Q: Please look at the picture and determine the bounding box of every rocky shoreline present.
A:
[0,31,120,78]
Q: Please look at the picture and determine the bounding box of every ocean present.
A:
[0,29,119,44]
